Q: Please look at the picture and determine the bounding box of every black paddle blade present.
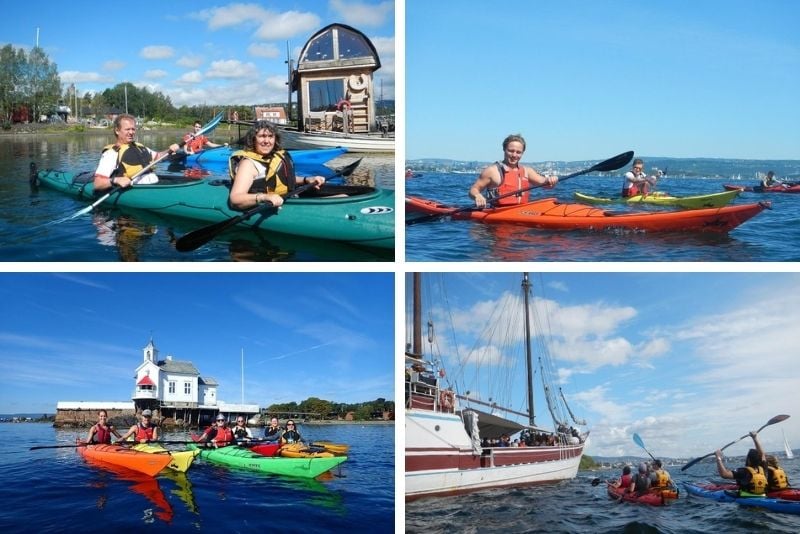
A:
[590,151,634,173]
[174,212,251,252]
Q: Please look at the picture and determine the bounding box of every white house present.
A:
[133,338,218,409]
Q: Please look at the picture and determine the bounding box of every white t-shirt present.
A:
[95,146,159,185]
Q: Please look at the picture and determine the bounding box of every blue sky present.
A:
[2,0,395,107]
[408,272,800,459]
[406,0,800,162]
[0,272,394,414]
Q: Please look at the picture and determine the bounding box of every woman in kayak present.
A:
[117,409,159,444]
[85,409,122,444]
[765,454,790,491]
[622,159,658,197]
[613,465,632,489]
[281,420,303,445]
[264,416,284,443]
[231,416,254,442]
[468,134,558,208]
[228,120,326,210]
[715,431,768,495]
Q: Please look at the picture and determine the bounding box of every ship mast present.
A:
[522,273,535,426]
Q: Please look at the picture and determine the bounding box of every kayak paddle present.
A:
[681,414,790,471]
[174,157,362,252]
[59,111,224,221]
[632,433,656,461]
[406,150,634,226]
[30,443,88,450]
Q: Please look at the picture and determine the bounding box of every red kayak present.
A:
[724,184,800,193]
[406,196,769,233]
[697,482,800,501]
[607,481,679,506]
[249,443,281,457]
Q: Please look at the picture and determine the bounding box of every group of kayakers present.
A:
[91,114,326,211]
[86,409,306,449]
[715,431,790,495]
[612,458,676,496]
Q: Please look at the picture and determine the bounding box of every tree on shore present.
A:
[0,44,61,124]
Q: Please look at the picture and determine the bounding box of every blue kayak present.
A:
[177,147,348,167]
[683,482,800,515]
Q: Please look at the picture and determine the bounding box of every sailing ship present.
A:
[784,429,795,460]
[405,273,588,500]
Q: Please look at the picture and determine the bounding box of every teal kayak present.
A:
[574,190,741,209]
[187,444,346,479]
[34,168,394,249]
[176,147,347,167]
[683,482,800,515]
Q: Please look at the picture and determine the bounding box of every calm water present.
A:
[1,423,394,532]
[406,456,800,533]
[406,171,800,261]
[0,133,394,261]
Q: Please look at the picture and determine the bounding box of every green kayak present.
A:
[187,444,346,478]
[34,169,394,249]
[574,189,740,209]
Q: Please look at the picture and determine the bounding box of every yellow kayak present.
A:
[279,442,335,458]
[574,189,741,209]
[132,443,201,473]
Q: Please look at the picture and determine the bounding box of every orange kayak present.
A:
[78,443,172,477]
[406,196,769,233]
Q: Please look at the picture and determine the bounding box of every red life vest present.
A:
[489,162,529,206]
[93,424,111,444]
[184,134,208,153]
[135,423,155,441]
[212,426,234,445]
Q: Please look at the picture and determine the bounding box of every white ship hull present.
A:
[278,127,394,153]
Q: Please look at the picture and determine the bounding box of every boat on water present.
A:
[574,189,740,209]
[33,167,395,250]
[187,442,346,479]
[724,183,800,193]
[77,442,172,477]
[406,196,768,233]
[168,146,349,167]
[683,482,800,515]
[131,442,200,473]
[278,126,394,154]
[784,429,794,459]
[405,273,589,500]
[606,481,679,506]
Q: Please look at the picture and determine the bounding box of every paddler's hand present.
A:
[302,176,325,189]
[543,175,558,188]
[473,193,487,208]
[109,176,132,189]
[168,143,180,154]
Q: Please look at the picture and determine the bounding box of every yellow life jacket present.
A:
[767,465,789,490]
[743,465,768,494]
[102,142,153,179]
[228,149,294,196]
[653,469,671,488]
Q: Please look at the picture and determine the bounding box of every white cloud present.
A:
[177,54,204,68]
[144,69,168,79]
[330,0,394,27]
[140,45,175,60]
[59,71,115,84]
[176,70,203,85]
[253,11,321,40]
[206,59,259,79]
[102,60,125,71]
[192,4,319,39]
[248,43,280,58]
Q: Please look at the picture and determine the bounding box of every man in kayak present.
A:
[714,431,768,495]
[628,462,652,495]
[649,459,674,490]
[622,159,658,197]
[468,134,558,208]
[93,114,180,191]
[264,416,284,443]
[85,409,122,444]
[117,409,159,444]
[761,171,786,188]
[183,120,227,154]
[228,120,325,210]
[196,415,235,448]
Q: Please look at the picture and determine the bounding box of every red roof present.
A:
[137,375,155,386]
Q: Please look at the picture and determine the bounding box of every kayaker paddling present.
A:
[714,431,768,495]
[228,120,325,210]
[622,158,658,198]
[469,134,558,208]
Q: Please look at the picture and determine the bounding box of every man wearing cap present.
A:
[197,415,234,448]
[117,409,159,444]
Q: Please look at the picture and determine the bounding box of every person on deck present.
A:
[228,120,325,210]
[93,114,180,191]
[765,454,790,491]
[183,120,226,154]
[264,416,284,443]
[280,420,303,445]
[622,158,657,197]
[231,416,253,443]
[196,415,235,448]
[117,409,159,444]
[469,134,558,208]
[649,459,674,489]
[85,409,122,444]
[714,431,768,495]
[628,463,652,495]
